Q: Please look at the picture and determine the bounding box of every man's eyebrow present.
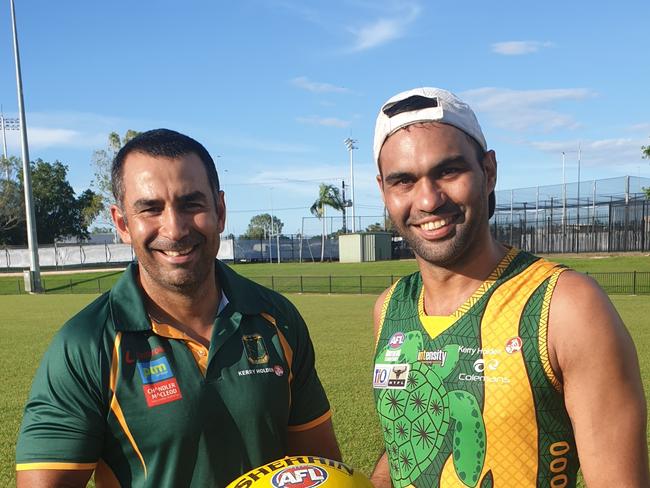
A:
[178,191,208,203]
[383,171,415,184]
[132,198,162,210]
[383,155,471,183]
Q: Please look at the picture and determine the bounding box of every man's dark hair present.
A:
[111,128,220,206]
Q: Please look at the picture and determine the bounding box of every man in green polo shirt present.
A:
[16,129,341,487]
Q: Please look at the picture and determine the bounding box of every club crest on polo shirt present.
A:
[242,334,269,365]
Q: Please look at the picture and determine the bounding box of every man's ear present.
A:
[110,204,132,244]
[215,190,226,234]
[483,150,497,194]
[376,174,386,204]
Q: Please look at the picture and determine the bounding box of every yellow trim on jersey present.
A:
[439,257,558,486]
[16,462,97,471]
[287,410,332,432]
[260,312,276,326]
[261,312,294,409]
[418,246,518,340]
[539,268,566,392]
[375,280,400,351]
[108,332,148,479]
[151,321,209,375]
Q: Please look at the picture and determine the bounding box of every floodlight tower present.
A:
[1,108,20,160]
[11,0,42,292]
[344,138,357,232]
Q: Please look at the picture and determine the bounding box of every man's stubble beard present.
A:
[390,190,490,268]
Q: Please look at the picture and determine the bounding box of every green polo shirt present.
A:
[16,260,331,487]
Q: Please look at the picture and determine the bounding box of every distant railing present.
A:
[1,272,649,296]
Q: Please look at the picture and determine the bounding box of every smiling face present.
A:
[377,123,496,267]
[111,151,225,296]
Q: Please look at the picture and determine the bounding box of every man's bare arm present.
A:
[370,451,392,488]
[287,418,342,461]
[16,469,93,488]
[550,271,649,487]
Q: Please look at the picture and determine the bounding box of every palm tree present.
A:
[310,183,346,261]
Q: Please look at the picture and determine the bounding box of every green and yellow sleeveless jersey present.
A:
[373,248,579,488]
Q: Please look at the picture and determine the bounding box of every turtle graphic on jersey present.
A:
[376,331,487,488]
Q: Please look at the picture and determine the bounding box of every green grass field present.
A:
[1,253,649,295]
[1,290,649,486]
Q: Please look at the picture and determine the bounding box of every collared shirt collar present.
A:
[109,260,269,332]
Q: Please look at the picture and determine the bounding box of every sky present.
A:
[0,0,649,237]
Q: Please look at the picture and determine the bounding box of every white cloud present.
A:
[348,3,421,52]
[296,116,350,128]
[627,122,650,132]
[28,127,81,147]
[491,41,554,55]
[461,87,595,132]
[530,137,646,168]
[291,76,349,94]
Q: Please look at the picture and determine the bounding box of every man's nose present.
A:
[160,207,189,240]
[414,179,446,212]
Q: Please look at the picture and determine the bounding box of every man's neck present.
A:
[418,237,507,316]
[139,269,221,345]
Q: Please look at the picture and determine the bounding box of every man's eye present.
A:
[184,202,203,209]
[440,167,461,177]
[396,177,414,186]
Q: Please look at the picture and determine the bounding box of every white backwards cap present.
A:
[373,87,487,170]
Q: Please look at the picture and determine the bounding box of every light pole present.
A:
[1,108,20,161]
[344,138,357,232]
[11,0,42,292]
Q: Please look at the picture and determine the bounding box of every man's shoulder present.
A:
[55,291,114,345]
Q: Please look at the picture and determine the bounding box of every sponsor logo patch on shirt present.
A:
[505,336,523,354]
[137,356,183,407]
[137,356,174,384]
[142,378,183,407]
[417,349,447,366]
[387,332,405,349]
[383,349,401,362]
[373,363,410,389]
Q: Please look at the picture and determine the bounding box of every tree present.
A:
[310,183,346,262]
[77,189,105,231]
[0,157,24,243]
[91,130,140,226]
[642,138,650,160]
[242,213,284,239]
[365,222,384,232]
[2,159,103,244]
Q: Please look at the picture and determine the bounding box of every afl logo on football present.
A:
[388,332,405,349]
[271,465,328,488]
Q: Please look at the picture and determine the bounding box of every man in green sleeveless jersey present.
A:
[16,129,341,487]
[370,88,648,487]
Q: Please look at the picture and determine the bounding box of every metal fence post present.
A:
[300,275,303,293]
[271,275,275,291]
[329,275,332,294]
[633,271,637,295]
[359,275,363,294]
